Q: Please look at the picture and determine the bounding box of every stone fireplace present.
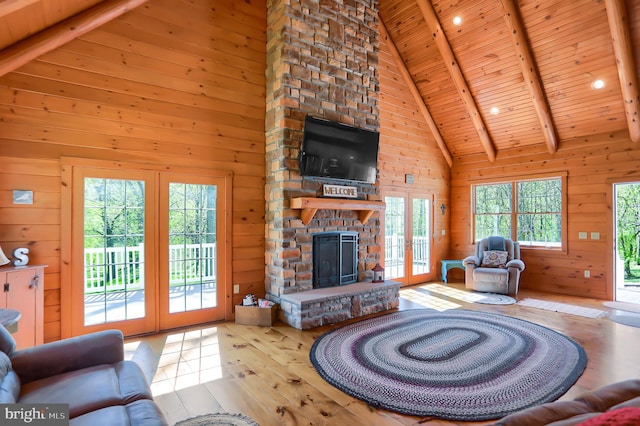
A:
[264,0,399,329]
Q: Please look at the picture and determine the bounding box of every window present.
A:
[473,176,565,249]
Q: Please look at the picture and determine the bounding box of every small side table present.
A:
[0,308,21,334]
[441,260,465,284]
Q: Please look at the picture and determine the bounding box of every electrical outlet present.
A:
[591,232,600,240]
[578,232,588,240]
[584,270,590,278]
[233,284,240,294]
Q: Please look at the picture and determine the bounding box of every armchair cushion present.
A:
[481,250,508,268]
[474,268,508,285]
[20,361,153,418]
[11,329,124,384]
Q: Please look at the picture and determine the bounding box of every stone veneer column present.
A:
[265,0,380,304]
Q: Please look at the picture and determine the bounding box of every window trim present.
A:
[470,172,567,253]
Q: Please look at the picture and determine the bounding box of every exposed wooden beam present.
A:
[0,0,150,78]
[0,0,39,18]
[0,0,40,17]
[415,0,496,162]
[379,19,453,168]
[605,0,640,142]
[499,0,558,154]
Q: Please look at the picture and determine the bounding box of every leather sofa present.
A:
[493,379,640,425]
[0,325,168,426]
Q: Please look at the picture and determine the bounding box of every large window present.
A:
[472,176,565,249]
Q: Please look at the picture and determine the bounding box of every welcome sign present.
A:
[323,184,358,198]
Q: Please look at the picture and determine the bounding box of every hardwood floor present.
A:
[124,282,640,425]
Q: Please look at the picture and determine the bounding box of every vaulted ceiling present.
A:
[1,0,638,165]
[379,0,640,165]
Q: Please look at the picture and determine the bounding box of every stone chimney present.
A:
[264,0,382,323]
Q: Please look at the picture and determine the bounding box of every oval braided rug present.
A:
[310,309,587,421]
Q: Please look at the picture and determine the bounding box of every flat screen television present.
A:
[298,116,380,184]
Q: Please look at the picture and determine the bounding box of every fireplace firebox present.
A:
[312,232,358,288]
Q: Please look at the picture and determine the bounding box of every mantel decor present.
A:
[322,184,358,198]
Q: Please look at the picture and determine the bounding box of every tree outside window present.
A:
[474,183,512,240]
[473,177,563,248]
[616,183,640,280]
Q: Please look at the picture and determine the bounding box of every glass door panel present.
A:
[168,183,218,313]
[72,168,156,337]
[384,196,405,281]
[83,177,146,325]
[159,174,227,330]
[412,197,431,276]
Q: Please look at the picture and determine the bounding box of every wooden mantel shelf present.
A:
[290,197,386,225]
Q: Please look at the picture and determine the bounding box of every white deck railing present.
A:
[84,243,216,293]
[384,235,431,262]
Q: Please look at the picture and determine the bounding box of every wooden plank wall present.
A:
[0,0,267,342]
[450,130,640,299]
[378,31,451,276]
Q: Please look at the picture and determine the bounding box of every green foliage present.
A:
[83,178,218,290]
[474,178,562,246]
[84,178,145,248]
[616,183,640,278]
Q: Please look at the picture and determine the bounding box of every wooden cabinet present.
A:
[0,265,45,349]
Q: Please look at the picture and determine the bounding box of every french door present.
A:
[612,181,640,303]
[383,191,435,286]
[67,163,230,337]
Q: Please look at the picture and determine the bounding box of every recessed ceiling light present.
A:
[490,107,500,115]
[591,79,605,89]
[453,16,462,26]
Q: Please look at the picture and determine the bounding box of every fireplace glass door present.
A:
[313,232,358,288]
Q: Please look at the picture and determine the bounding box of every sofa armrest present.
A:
[11,330,125,384]
[463,256,480,268]
[506,259,525,271]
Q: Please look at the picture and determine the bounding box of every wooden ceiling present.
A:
[380,0,640,164]
[0,0,104,51]
[0,0,638,164]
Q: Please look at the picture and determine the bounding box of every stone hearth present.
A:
[279,280,400,330]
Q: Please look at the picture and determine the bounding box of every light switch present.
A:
[590,232,600,240]
[578,232,588,240]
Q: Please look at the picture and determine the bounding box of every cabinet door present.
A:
[6,268,43,349]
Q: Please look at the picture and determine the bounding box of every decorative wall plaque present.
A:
[13,190,33,205]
